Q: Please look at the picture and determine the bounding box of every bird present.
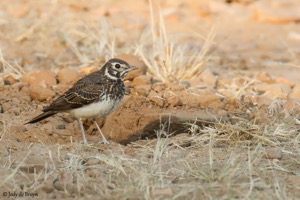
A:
[25,58,137,145]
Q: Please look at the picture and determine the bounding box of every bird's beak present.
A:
[129,66,138,71]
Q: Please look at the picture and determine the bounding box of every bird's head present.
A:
[103,58,137,80]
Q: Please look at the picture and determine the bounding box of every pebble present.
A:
[148,91,165,107]
[169,83,186,91]
[167,96,183,107]
[132,75,151,87]
[152,82,167,93]
[265,147,282,159]
[29,85,55,101]
[22,70,57,88]
[254,83,292,98]
[57,68,79,84]
[133,85,151,96]
[255,72,274,84]
[79,66,98,75]
[199,69,218,87]
[4,75,18,85]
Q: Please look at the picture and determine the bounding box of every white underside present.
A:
[68,99,120,119]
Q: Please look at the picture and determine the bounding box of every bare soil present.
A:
[1,0,300,199]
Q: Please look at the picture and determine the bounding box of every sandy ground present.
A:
[1,0,300,199]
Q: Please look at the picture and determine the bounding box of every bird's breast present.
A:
[68,98,121,119]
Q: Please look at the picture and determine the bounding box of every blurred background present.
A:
[0,0,299,79]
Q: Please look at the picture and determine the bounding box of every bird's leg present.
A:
[78,118,88,145]
[93,119,110,144]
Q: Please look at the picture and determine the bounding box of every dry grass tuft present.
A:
[136,0,215,83]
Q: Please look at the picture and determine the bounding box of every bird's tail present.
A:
[25,111,57,124]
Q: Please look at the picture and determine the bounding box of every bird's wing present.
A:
[43,81,104,112]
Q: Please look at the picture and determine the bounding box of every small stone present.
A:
[115,54,147,80]
[132,75,151,88]
[4,75,18,85]
[86,158,100,166]
[199,69,218,87]
[217,109,227,116]
[57,68,79,84]
[11,82,27,90]
[153,188,173,196]
[169,83,186,91]
[133,85,151,96]
[41,184,54,193]
[22,70,57,88]
[180,81,191,88]
[198,92,221,106]
[148,91,165,107]
[265,147,282,159]
[62,115,74,123]
[52,84,70,95]
[254,83,292,98]
[79,66,98,75]
[167,96,183,107]
[152,82,167,93]
[29,85,55,101]
[250,96,273,106]
[255,72,274,83]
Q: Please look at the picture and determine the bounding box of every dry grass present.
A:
[136,0,215,83]
[1,105,299,199]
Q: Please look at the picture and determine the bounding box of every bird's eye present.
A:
[115,64,121,69]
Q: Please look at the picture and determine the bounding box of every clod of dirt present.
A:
[152,82,167,93]
[4,75,19,85]
[29,85,55,101]
[40,184,55,193]
[148,90,165,107]
[169,83,186,91]
[116,53,147,80]
[11,82,27,91]
[255,72,275,84]
[254,83,292,98]
[265,147,282,159]
[132,85,151,96]
[22,70,57,88]
[167,96,183,107]
[79,66,98,75]
[199,68,218,87]
[57,68,79,84]
[132,75,152,87]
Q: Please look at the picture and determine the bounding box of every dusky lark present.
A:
[26,58,137,145]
